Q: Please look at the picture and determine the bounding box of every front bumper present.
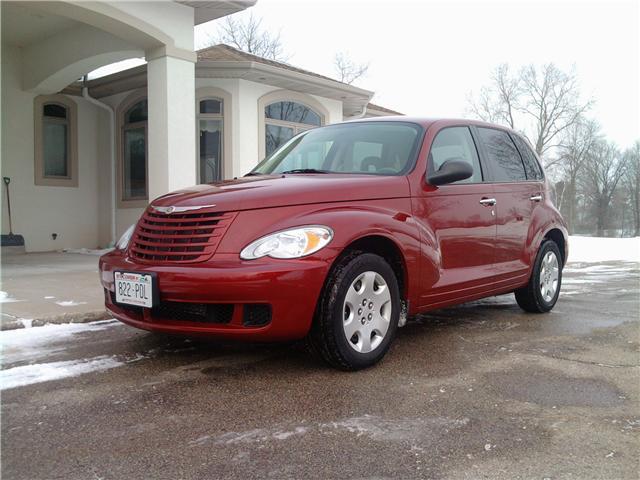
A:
[99,249,337,341]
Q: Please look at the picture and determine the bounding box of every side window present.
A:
[511,134,543,180]
[477,127,526,182]
[429,127,483,183]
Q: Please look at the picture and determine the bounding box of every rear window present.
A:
[511,134,544,180]
[477,127,527,182]
[251,122,422,176]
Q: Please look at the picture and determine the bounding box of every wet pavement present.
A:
[1,261,639,479]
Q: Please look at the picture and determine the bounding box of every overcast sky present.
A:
[195,0,639,148]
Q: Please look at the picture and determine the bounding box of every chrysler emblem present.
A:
[151,204,216,214]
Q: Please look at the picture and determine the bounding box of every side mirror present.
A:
[427,159,473,186]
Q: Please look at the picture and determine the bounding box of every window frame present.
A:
[196,87,232,181]
[257,90,329,160]
[117,91,148,208]
[197,97,224,183]
[472,125,529,184]
[34,95,78,187]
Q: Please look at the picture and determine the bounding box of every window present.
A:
[121,98,147,201]
[198,98,223,183]
[477,127,527,182]
[34,95,77,187]
[511,134,544,180]
[429,127,483,183]
[251,122,422,176]
[264,101,323,157]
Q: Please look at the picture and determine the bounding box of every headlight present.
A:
[240,226,333,260]
[116,224,135,250]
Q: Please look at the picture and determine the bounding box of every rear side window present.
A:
[429,127,483,183]
[477,127,526,182]
[511,134,544,180]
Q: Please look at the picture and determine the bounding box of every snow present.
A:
[55,300,88,307]
[1,320,120,365]
[0,320,131,390]
[1,356,122,390]
[568,236,639,263]
[62,247,113,256]
[0,291,23,304]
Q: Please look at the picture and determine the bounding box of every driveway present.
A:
[1,260,638,479]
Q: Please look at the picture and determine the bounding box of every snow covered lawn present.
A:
[568,236,639,263]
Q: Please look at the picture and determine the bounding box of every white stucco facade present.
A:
[1,1,387,253]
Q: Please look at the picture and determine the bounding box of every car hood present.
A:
[151,174,410,212]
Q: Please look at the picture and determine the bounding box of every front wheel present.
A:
[515,240,562,313]
[309,251,400,370]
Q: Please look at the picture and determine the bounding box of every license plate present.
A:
[114,271,155,308]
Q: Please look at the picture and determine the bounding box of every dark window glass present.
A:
[43,103,67,119]
[125,100,148,124]
[265,101,321,126]
[43,121,68,177]
[200,99,222,115]
[253,122,421,176]
[265,124,295,157]
[199,119,222,183]
[478,127,526,182]
[429,127,483,183]
[511,134,543,180]
[123,127,146,199]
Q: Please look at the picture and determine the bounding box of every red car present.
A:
[100,118,567,370]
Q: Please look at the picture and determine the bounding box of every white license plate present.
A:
[114,271,154,308]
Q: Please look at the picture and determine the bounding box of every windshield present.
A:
[250,121,423,176]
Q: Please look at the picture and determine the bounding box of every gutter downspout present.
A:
[82,78,117,247]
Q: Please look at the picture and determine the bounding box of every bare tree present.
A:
[206,13,289,61]
[468,64,520,128]
[583,140,627,236]
[334,53,369,84]
[622,141,640,236]
[468,63,592,160]
[556,118,601,233]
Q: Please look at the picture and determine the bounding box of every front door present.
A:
[412,126,497,309]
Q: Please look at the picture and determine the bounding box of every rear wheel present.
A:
[515,240,562,313]
[309,251,400,370]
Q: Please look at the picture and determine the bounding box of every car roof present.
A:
[343,116,516,132]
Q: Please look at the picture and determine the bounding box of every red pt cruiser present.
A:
[100,118,568,370]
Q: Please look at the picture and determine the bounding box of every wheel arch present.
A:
[543,228,567,266]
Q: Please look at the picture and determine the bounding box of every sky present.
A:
[194,0,639,149]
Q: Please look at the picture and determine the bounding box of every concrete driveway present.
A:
[1,260,638,479]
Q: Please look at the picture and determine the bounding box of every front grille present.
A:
[152,301,234,324]
[243,304,272,327]
[129,207,237,263]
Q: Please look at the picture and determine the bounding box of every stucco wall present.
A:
[1,45,102,252]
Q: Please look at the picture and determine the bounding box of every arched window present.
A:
[198,98,224,183]
[121,98,147,201]
[264,101,323,156]
[34,95,77,187]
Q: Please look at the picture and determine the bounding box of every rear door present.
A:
[413,125,498,308]
[475,127,543,282]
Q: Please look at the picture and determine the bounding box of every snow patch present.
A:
[568,236,639,263]
[62,247,114,256]
[0,291,22,304]
[55,300,88,307]
[1,356,122,390]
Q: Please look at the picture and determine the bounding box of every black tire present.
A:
[308,251,400,371]
[515,239,562,313]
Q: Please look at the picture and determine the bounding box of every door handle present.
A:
[530,194,543,202]
[479,198,497,206]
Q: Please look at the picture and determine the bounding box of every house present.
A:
[1,1,402,253]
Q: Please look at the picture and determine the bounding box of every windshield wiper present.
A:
[244,172,263,176]
[280,168,329,174]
